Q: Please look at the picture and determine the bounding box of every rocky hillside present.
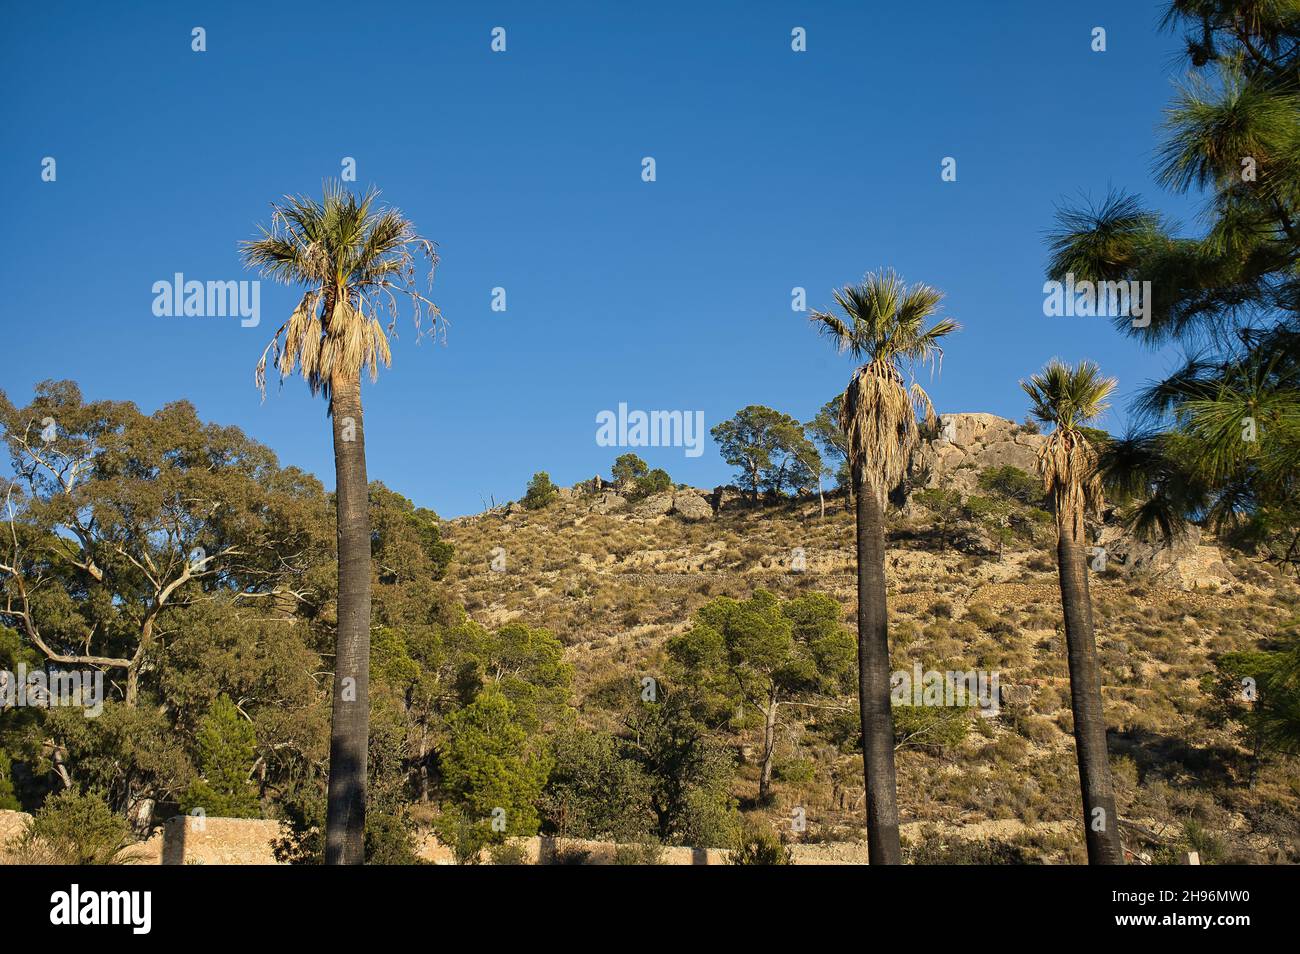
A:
[440,414,1299,863]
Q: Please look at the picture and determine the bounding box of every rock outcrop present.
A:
[910,412,1046,493]
[632,491,675,518]
[587,492,627,515]
[671,490,714,521]
[911,412,1238,591]
[1095,522,1239,592]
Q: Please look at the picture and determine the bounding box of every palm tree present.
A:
[243,183,441,864]
[809,270,958,864]
[1021,360,1124,865]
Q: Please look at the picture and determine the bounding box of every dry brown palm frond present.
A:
[808,270,958,503]
[245,185,442,402]
[1037,430,1105,539]
[909,381,937,431]
[841,359,920,506]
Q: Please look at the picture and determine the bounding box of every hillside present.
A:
[439,414,1300,863]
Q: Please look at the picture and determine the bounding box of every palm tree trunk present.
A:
[1057,528,1123,865]
[325,372,372,865]
[856,485,901,863]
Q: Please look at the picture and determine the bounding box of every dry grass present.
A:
[440,481,1300,862]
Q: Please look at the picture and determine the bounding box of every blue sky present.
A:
[2,0,1202,517]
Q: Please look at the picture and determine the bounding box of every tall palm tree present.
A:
[809,270,958,864]
[1021,360,1124,865]
[243,183,441,864]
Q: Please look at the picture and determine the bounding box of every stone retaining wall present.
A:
[0,809,1071,865]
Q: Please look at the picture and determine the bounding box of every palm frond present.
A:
[243,183,442,401]
[1023,360,1118,537]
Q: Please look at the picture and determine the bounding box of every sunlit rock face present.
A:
[909,413,1238,591]
[910,412,1046,494]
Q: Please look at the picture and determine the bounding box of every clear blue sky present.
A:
[2,0,1200,517]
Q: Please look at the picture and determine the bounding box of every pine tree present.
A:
[181,695,261,819]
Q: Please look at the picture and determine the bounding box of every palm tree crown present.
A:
[809,270,959,504]
[1022,360,1117,538]
[243,182,441,400]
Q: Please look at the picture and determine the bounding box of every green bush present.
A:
[431,807,493,865]
[488,839,531,865]
[729,822,792,865]
[0,751,19,811]
[633,468,672,499]
[978,465,1044,505]
[905,828,1030,864]
[773,756,817,786]
[1154,820,1227,865]
[893,704,971,754]
[179,695,261,819]
[613,836,665,865]
[10,790,135,865]
[523,472,559,510]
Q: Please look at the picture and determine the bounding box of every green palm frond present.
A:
[809,270,959,503]
[808,310,855,356]
[243,182,441,400]
[1021,359,1116,431]
[1022,360,1118,537]
[809,270,959,367]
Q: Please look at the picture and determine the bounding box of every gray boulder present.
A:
[632,491,675,518]
[671,491,714,521]
[587,492,627,515]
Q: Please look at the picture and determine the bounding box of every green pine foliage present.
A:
[523,471,559,510]
[180,695,260,819]
[0,751,20,811]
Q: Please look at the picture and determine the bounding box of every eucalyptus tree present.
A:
[0,381,326,707]
[1022,360,1124,864]
[243,183,441,864]
[806,395,850,509]
[808,271,957,864]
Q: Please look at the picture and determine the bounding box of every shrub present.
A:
[523,472,559,510]
[1154,820,1227,865]
[431,807,493,865]
[963,603,1000,631]
[1017,715,1059,744]
[633,468,672,500]
[179,695,260,819]
[1025,553,1055,573]
[905,828,1030,864]
[9,790,135,865]
[729,822,792,865]
[774,756,816,786]
[0,752,19,811]
[613,836,665,865]
[978,465,1044,505]
[893,704,971,754]
[488,840,531,865]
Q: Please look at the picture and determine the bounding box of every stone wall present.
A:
[135,815,284,865]
[0,810,283,865]
[0,809,1078,865]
